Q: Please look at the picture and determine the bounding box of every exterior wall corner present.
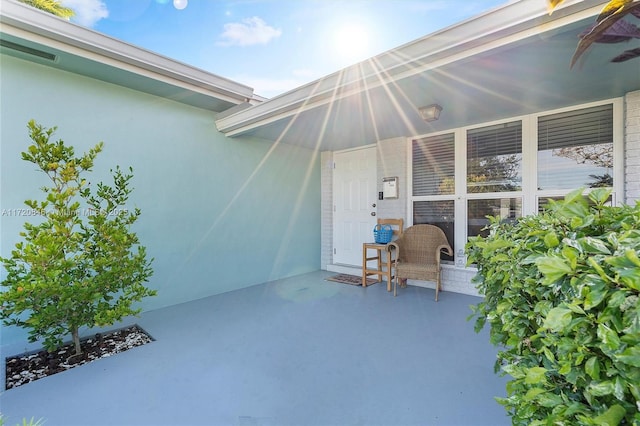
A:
[376,137,408,223]
[320,151,334,270]
[625,90,640,204]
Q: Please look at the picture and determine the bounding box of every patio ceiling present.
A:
[215,0,640,151]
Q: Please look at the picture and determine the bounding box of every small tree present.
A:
[0,120,155,356]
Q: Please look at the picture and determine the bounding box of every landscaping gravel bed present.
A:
[5,325,153,389]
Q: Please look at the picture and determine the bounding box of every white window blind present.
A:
[412,133,455,196]
[467,121,522,192]
[538,104,613,150]
[538,104,613,190]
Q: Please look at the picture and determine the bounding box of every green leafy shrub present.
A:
[467,188,640,425]
[0,120,156,356]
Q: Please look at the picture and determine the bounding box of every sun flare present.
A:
[333,23,370,62]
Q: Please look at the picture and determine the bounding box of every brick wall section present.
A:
[320,151,334,269]
[375,138,406,274]
[626,90,640,204]
[376,137,408,221]
[441,266,481,297]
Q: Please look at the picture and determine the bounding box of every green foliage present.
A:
[467,188,640,425]
[0,120,155,355]
[548,0,640,66]
[18,0,74,19]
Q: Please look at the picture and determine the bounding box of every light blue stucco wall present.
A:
[0,54,321,347]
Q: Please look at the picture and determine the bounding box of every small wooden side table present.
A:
[362,242,395,292]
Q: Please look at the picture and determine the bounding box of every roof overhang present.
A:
[215,0,640,150]
[0,0,257,112]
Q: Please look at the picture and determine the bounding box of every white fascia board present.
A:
[0,0,254,105]
[215,0,609,136]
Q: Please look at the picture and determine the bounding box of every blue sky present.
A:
[61,0,510,98]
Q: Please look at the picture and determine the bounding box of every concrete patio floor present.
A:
[0,270,509,426]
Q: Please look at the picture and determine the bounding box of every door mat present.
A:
[325,274,379,286]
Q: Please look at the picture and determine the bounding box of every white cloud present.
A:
[62,0,108,27]
[217,17,282,47]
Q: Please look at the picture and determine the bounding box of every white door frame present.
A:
[331,145,377,268]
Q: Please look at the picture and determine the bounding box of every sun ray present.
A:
[270,70,349,281]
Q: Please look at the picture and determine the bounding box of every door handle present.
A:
[371,212,376,216]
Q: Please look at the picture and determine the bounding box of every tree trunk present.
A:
[72,326,82,356]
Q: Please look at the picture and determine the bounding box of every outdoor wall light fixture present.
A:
[418,104,443,122]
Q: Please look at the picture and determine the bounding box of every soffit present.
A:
[0,0,255,112]
[216,0,640,151]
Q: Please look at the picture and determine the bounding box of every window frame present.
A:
[407,98,623,266]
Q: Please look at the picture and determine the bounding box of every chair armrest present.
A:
[435,244,453,266]
[387,242,400,262]
[439,244,453,257]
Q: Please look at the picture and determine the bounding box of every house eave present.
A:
[0,0,255,109]
[214,0,609,137]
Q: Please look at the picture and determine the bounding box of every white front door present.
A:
[333,146,377,266]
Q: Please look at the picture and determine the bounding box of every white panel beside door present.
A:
[333,146,377,266]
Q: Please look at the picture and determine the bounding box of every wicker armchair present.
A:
[388,224,453,300]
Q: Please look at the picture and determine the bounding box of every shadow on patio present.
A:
[0,271,509,426]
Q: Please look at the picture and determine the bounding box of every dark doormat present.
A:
[325,274,378,286]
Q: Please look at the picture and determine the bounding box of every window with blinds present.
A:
[468,198,522,238]
[538,104,613,190]
[467,121,522,193]
[413,200,455,260]
[409,100,618,268]
[412,133,455,196]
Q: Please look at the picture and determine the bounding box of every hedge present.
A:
[466,188,640,425]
